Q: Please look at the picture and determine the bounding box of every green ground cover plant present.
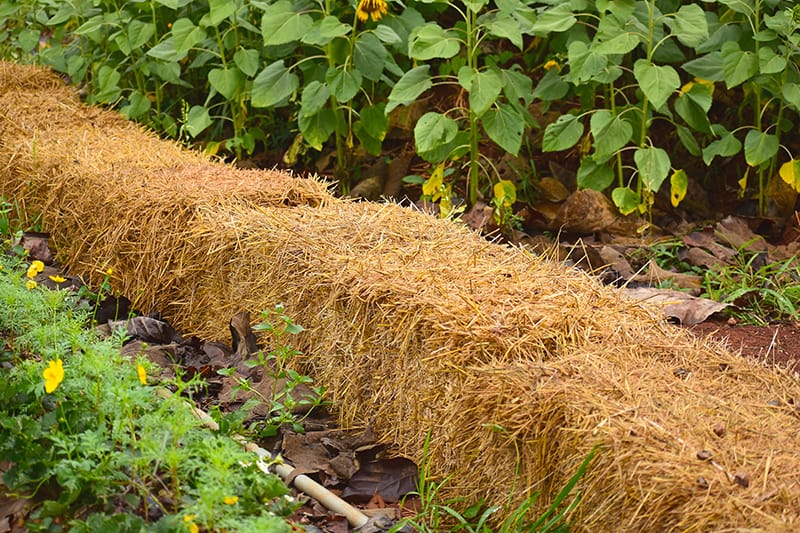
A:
[0,254,298,532]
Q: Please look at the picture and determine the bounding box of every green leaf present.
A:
[757,47,785,75]
[720,42,757,89]
[208,67,245,100]
[674,87,712,135]
[486,12,522,50]
[299,108,336,151]
[612,186,639,215]
[633,59,680,110]
[184,105,212,138]
[531,4,577,34]
[483,103,524,155]
[670,169,688,207]
[386,66,431,113]
[783,83,800,112]
[665,4,708,47]
[532,69,569,102]
[373,24,401,44]
[634,146,670,192]
[120,91,152,119]
[542,114,584,152]
[408,23,461,60]
[414,112,458,154]
[353,121,382,156]
[702,129,741,165]
[115,20,155,55]
[234,49,260,77]
[208,0,237,25]
[590,109,632,161]
[354,32,387,82]
[260,1,313,46]
[567,41,608,83]
[251,60,298,108]
[360,103,388,140]
[171,18,205,56]
[675,124,701,156]
[743,130,778,167]
[501,68,533,107]
[326,68,362,103]
[591,32,639,55]
[577,157,614,191]
[469,69,503,118]
[92,65,121,104]
[300,81,330,116]
[682,51,723,81]
[301,16,351,46]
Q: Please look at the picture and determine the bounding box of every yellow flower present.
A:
[26,266,37,279]
[183,515,198,533]
[106,267,114,276]
[43,359,64,393]
[356,0,388,22]
[543,59,560,71]
[49,275,66,284]
[31,260,45,273]
[26,280,37,290]
[137,363,147,385]
[223,495,239,505]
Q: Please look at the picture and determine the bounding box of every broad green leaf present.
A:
[469,69,503,117]
[208,67,245,100]
[120,91,151,119]
[92,65,121,104]
[184,105,212,138]
[531,4,577,34]
[386,66,431,113]
[171,18,205,56]
[260,1,313,46]
[682,51,723,81]
[670,169,688,207]
[779,159,800,192]
[414,112,458,154]
[483,103,524,155]
[208,0,237,25]
[234,49,260,77]
[591,32,639,56]
[665,4,708,47]
[674,88,711,135]
[408,24,461,60]
[374,24,401,44]
[743,130,778,167]
[147,38,181,61]
[590,109,632,161]
[486,12,522,50]
[154,0,193,8]
[612,186,639,215]
[633,59,680,110]
[326,68,362,103]
[702,130,741,165]
[567,41,608,83]
[532,68,569,101]
[299,108,336,150]
[783,83,800,112]
[577,157,614,191]
[115,20,155,55]
[359,103,388,140]
[251,60,298,108]
[354,32,387,82]
[542,114,584,152]
[300,81,330,116]
[675,124,701,156]
[301,16,351,46]
[353,121,382,156]
[757,47,785,75]
[634,146,670,193]
[720,42,757,89]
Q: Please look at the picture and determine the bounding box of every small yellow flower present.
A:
[223,495,239,505]
[26,279,37,290]
[26,266,37,279]
[106,267,114,276]
[49,274,66,284]
[31,260,45,273]
[137,363,147,385]
[543,59,561,71]
[356,0,388,22]
[43,358,64,393]
[183,515,198,533]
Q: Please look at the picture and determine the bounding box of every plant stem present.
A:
[466,6,479,206]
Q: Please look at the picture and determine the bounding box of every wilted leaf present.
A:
[670,169,688,207]
[624,287,730,325]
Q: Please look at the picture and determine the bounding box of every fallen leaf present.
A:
[624,287,730,325]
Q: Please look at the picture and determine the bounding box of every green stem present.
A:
[466,7,479,206]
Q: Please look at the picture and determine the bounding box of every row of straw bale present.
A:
[1,61,799,530]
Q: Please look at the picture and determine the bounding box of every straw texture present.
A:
[1,62,799,531]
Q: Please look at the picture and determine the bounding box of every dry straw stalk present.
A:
[1,62,799,531]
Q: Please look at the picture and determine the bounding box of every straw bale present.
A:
[1,61,800,530]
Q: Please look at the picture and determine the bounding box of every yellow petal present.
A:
[137,363,147,385]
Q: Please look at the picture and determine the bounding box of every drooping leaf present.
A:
[408,23,460,60]
[486,12,522,50]
[590,109,632,161]
[675,124,701,156]
[354,32,388,81]
[634,146,671,193]
[612,186,639,215]
[542,114,584,152]
[702,129,742,165]
[531,4,577,34]
[782,83,800,111]
[251,60,298,108]
[483,103,524,155]
[532,68,569,102]
[720,41,757,89]
[184,105,212,138]
[670,169,688,207]
[591,32,640,56]
[414,112,458,154]
[743,130,779,167]
[386,66,431,113]
[208,0,237,25]
[779,159,800,192]
[633,59,680,110]
[674,90,712,135]
[469,68,503,117]
[298,108,336,150]
[682,51,723,81]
